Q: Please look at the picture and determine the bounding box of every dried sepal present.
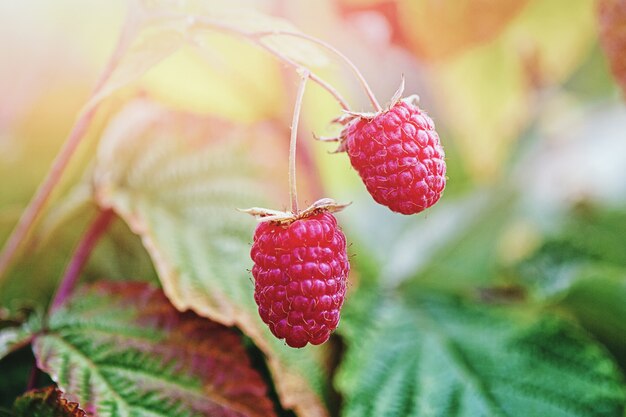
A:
[402,94,421,107]
[240,198,350,225]
[323,81,422,154]
[299,198,351,217]
[13,386,86,417]
[387,75,406,110]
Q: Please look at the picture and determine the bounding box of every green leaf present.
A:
[517,208,626,366]
[32,281,277,417]
[13,386,86,417]
[93,100,330,417]
[0,316,40,362]
[337,294,626,417]
[388,189,517,293]
[538,208,626,268]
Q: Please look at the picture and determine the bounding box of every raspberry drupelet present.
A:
[340,99,446,215]
[250,211,349,348]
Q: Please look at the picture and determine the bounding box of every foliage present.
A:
[34,282,277,417]
[338,294,625,417]
[92,99,329,416]
[13,387,86,417]
[516,208,626,366]
[1,1,626,417]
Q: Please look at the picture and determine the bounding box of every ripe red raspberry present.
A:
[341,99,446,215]
[250,211,349,348]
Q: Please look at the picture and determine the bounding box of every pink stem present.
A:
[0,105,97,279]
[26,364,39,391]
[190,17,350,111]
[0,13,136,281]
[255,30,382,112]
[50,209,115,311]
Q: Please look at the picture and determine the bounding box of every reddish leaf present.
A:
[598,0,626,95]
[33,282,277,417]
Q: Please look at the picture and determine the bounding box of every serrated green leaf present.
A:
[32,281,277,417]
[0,316,40,362]
[0,328,29,362]
[93,100,329,417]
[13,386,86,417]
[337,295,626,417]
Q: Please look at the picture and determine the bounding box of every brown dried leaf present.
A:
[13,386,86,417]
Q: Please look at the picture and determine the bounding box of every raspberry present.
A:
[250,211,349,348]
[341,99,446,215]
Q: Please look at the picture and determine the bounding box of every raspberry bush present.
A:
[1,2,625,417]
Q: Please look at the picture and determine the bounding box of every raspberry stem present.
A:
[50,208,115,311]
[255,30,383,112]
[289,70,310,215]
[0,15,136,281]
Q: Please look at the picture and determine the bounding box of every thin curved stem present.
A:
[189,17,350,111]
[258,42,350,111]
[289,70,310,214]
[50,208,115,311]
[255,30,382,112]
[0,105,97,280]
